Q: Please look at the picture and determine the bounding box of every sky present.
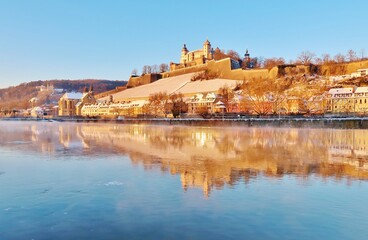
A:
[0,0,367,88]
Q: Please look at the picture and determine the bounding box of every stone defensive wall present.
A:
[126,59,368,89]
[161,64,208,78]
[162,58,276,81]
[126,58,277,88]
[320,59,368,76]
[94,86,127,99]
[126,73,162,88]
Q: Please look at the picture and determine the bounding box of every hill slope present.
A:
[0,79,126,110]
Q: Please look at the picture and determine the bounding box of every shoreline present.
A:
[2,116,368,129]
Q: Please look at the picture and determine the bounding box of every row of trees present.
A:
[222,48,367,69]
[146,86,240,118]
[295,49,365,65]
[131,63,170,76]
[146,92,187,118]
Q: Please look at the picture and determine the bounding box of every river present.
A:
[1,121,367,239]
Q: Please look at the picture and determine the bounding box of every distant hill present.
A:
[0,79,127,110]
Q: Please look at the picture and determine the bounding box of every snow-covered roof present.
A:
[62,92,83,100]
[83,100,148,110]
[130,100,147,107]
[308,95,325,102]
[328,88,354,94]
[354,87,368,93]
[191,93,203,99]
[31,107,44,112]
[205,92,217,99]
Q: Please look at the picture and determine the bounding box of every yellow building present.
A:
[187,93,220,114]
[58,87,96,116]
[81,100,147,118]
[58,92,83,116]
[286,97,307,114]
[326,87,355,114]
[353,87,368,114]
[326,87,368,114]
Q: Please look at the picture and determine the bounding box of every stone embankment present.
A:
[3,117,368,129]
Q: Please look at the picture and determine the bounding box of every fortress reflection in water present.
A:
[1,122,368,197]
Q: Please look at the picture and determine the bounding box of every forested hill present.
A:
[0,79,127,110]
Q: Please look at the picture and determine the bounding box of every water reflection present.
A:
[1,122,368,197]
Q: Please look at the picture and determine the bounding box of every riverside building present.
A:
[327,87,368,114]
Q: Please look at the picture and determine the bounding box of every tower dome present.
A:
[182,44,188,53]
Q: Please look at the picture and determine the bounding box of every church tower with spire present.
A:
[180,44,189,64]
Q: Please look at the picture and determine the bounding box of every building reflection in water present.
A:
[1,122,368,197]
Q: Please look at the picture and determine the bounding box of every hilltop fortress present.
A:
[127,39,275,88]
[126,40,368,90]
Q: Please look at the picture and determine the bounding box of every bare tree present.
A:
[142,65,148,75]
[297,51,316,65]
[334,53,346,63]
[255,56,265,68]
[347,49,357,62]
[263,57,285,69]
[360,49,366,60]
[131,69,138,76]
[314,57,323,65]
[241,78,289,115]
[226,50,241,60]
[169,92,187,118]
[213,48,228,61]
[148,92,169,117]
[218,85,235,111]
[241,79,273,115]
[146,65,152,74]
[159,63,169,73]
[151,64,158,74]
[322,54,331,64]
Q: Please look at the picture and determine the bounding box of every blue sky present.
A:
[0,0,367,88]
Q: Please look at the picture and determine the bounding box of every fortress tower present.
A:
[203,39,212,60]
[179,39,214,66]
[180,44,189,64]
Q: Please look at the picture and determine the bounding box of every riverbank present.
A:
[2,116,368,129]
